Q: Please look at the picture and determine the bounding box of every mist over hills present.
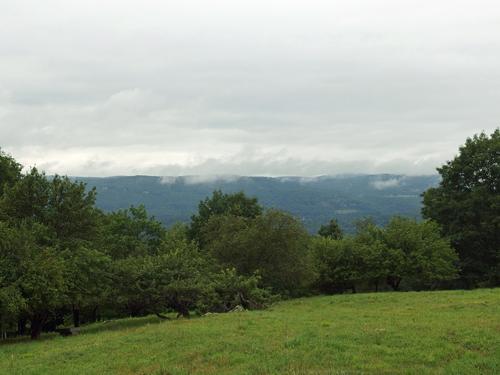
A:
[77,174,440,233]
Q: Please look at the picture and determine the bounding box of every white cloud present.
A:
[371,178,403,190]
[160,175,241,185]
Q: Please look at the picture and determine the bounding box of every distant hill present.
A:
[76,174,440,233]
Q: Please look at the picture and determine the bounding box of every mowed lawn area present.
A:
[1,289,499,374]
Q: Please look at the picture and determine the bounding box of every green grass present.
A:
[1,289,499,374]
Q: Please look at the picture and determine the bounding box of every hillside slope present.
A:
[77,174,439,232]
[1,289,498,374]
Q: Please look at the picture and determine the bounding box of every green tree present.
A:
[1,168,107,335]
[203,268,272,312]
[0,285,25,339]
[0,169,98,246]
[98,205,166,259]
[202,209,314,295]
[422,129,500,286]
[0,223,68,339]
[189,190,262,246]
[112,237,210,318]
[150,244,212,318]
[318,218,343,240]
[63,246,111,327]
[46,175,98,245]
[0,167,50,223]
[0,222,26,338]
[0,148,22,197]
[310,237,365,294]
[19,246,68,339]
[382,217,459,290]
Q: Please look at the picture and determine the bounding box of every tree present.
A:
[112,255,158,317]
[189,190,262,246]
[63,246,111,327]
[202,209,314,295]
[0,223,68,339]
[0,285,25,339]
[310,236,365,294]
[0,169,99,246]
[309,217,460,293]
[149,244,212,318]
[0,167,50,223]
[98,205,166,259]
[203,268,272,312]
[0,148,22,197]
[382,217,459,290]
[318,218,343,240]
[1,168,107,335]
[422,129,500,286]
[19,246,68,339]
[45,175,98,246]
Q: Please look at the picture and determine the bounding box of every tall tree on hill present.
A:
[0,148,22,197]
[318,218,343,240]
[189,190,262,247]
[0,222,68,339]
[0,169,99,246]
[422,129,500,287]
[97,205,166,259]
[0,167,107,333]
[202,209,315,295]
[382,217,458,290]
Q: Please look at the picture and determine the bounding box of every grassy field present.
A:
[1,289,499,374]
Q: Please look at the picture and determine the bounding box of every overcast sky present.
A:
[1,0,499,177]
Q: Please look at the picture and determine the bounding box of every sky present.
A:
[1,0,499,177]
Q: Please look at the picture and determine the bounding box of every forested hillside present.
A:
[78,174,439,232]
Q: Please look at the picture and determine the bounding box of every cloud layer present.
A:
[1,0,499,176]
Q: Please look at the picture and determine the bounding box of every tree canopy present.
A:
[422,128,500,287]
[318,218,343,240]
[0,148,22,196]
[188,190,262,246]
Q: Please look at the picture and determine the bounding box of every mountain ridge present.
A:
[75,174,440,233]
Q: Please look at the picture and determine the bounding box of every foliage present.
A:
[318,218,343,239]
[189,190,262,246]
[0,148,22,197]
[383,217,459,290]
[311,217,458,293]
[202,268,273,313]
[202,209,315,295]
[98,205,166,259]
[63,246,111,326]
[0,169,98,246]
[111,239,270,318]
[422,128,500,286]
[0,222,68,338]
[311,236,365,293]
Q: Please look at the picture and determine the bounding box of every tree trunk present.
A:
[374,280,379,292]
[175,303,190,318]
[351,285,357,294]
[72,306,81,328]
[18,317,27,336]
[90,306,98,323]
[30,314,45,340]
[387,276,402,291]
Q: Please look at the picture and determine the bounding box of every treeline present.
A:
[0,164,274,339]
[0,129,498,340]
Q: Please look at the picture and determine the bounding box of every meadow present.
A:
[1,289,499,374]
